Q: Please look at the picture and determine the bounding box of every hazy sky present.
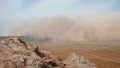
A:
[0,0,120,35]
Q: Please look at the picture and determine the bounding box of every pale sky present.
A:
[0,0,120,35]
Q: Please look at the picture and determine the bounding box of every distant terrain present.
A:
[0,36,34,41]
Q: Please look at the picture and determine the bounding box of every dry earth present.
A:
[27,41,120,68]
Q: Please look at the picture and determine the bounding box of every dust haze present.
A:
[5,12,120,42]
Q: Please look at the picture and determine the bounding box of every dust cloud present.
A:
[5,12,120,42]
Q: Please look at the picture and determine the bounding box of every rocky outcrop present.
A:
[63,53,96,68]
[0,37,97,68]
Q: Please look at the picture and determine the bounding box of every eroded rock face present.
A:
[0,37,97,68]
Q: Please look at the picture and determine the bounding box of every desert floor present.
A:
[27,41,120,68]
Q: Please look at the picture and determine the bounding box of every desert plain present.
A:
[27,41,120,68]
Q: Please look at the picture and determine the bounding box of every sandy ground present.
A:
[27,42,120,68]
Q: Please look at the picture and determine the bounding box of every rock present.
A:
[63,53,97,68]
[0,37,97,68]
[18,57,25,63]
[6,37,28,50]
[0,60,17,68]
[0,40,6,44]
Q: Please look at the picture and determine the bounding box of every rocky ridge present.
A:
[0,37,97,68]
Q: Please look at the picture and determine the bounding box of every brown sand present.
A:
[27,42,120,68]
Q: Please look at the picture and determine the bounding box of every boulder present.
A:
[63,53,96,68]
